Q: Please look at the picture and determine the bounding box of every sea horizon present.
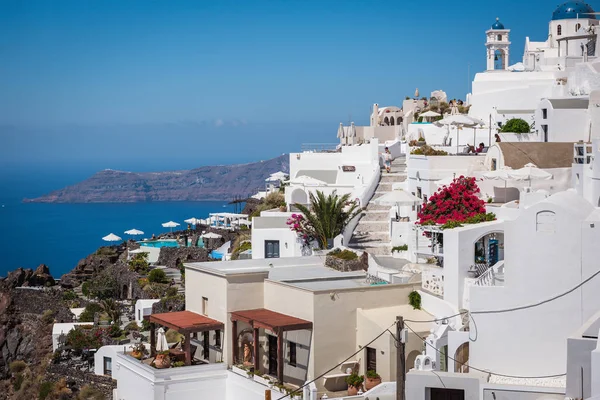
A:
[0,164,244,278]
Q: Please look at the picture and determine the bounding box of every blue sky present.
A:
[0,0,568,170]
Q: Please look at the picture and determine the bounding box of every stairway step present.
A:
[361,212,390,221]
[356,221,389,231]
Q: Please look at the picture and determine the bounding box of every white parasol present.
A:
[373,189,421,206]
[184,218,202,225]
[156,327,169,353]
[508,163,552,186]
[286,175,327,186]
[124,229,144,236]
[337,122,345,139]
[201,232,222,239]
[483,168,513,202]
[162,221,180,232]
[102,233,122,242]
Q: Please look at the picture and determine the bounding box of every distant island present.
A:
[24,155,289,203]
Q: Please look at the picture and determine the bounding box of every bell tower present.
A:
[486,18,511,71]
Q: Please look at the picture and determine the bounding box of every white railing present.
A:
[422,265,444,297]
[473,260,504,287]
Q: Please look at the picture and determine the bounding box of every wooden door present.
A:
[268,335,278,376]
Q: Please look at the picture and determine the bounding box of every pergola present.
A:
[149,311,223,366]
[230,308,313,384]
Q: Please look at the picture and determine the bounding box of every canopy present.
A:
[420,111,441,118]
[508,62,525,72]
[162,221,180,228]
[435,176,456,187]
[232,220,252,226]
[102,233,122,242]
[373,189,421,206]
[286,175,327,186]
[508,163,552,181]
[202,232,222,239]
[266,171,288,182]
[124,229,144,235]
[156,327,169,353]
[184,218,202,225]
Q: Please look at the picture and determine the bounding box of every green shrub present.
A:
[345,373,364,387]
[9,360,27,374]
[329,248,358,261]
[124,321,140,332]
[418,136,426,142]
[148,269,168,284]
[108,324,122,338]
[41,309,55,325]
[81,282,90,297]
[141,319,151,332]
[129,253,149,274]
[172,361,185,368]
[38,381,54,400]
[392,245,408,252]
[13,373,24,391]
[409,291,422,310]
[77,385,105,400]
[366,370,380,379]
[410,145,448,156]
[62,290,78,301]
[165,286,179,297]
[52,350,61,364]
[501,118,530,134]
[78,302,103,322]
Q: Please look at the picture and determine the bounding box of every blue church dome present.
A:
[552,1,596,20]
[491,18,505,30]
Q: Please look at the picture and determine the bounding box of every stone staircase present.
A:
[348,157,407,255]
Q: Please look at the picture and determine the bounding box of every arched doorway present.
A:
[384,116,390,125]
[406,350,421,372]
[454,343,469,372]
[390,117,395,126]
[397,117,403,125]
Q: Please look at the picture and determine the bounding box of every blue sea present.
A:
[0,165,240,278]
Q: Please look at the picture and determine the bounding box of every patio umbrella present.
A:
[184,218,202,225]
[435,115,484,152]
[102,233,122,242]
[483,168,512,203]
[156,327,169,353]
[347,122,356,145]
[286,175,327,186]
[201,232,222,239]
[508,163,552,187]
[162,221,180,232]
[124,229,144,236]
[419,110,441,123]
[337,122,345,140]
[373,189,421,206]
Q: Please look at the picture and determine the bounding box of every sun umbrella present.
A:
[508,163,552,186]
[201,232,222,239]
[435,115,485,152]
[337,122,345,139]
[162,221,180,232]
[184,218,202,225]
[102,233,122,242]
[124,229,144,236]
[156,327,169,353]
[483,168,513,203]
[373,189,421,206]
[348,122,356,145]
[232,220,252,226]
[286,175,327,186]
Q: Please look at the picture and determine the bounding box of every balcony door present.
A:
[265,240,280,259]
[268,335,278,376]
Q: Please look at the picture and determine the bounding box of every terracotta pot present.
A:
[365,377,381,391]
[154,353,171,369]
[347,385,359,396]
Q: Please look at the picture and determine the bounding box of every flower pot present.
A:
[130,351,143,360]
[154,353,171,369]
[347,385,359,396]
[365,376,381,391]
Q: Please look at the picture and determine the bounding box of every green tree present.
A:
[501,118,530,134]
[292,191,363,249]
[100,299,122,324]
[78,302,103,322]
[148,268,168,283]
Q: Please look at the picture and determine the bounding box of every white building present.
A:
[135,299,161,326]
[52,322,93,351]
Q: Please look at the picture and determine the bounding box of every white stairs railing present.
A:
[473,260,504,287]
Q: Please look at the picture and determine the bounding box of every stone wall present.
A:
[324,253,368,272]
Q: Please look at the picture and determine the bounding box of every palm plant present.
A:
[293,191,363,249]
[100,299,122,325]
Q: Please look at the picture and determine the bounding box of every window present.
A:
[203,331,210,359]
[289,342,297,367]
[542,108,547,119]
[576,23,582,32]
[366,347,377,372]
[215,329,221,348]
[138,310,141,321]
[542,125,548,142]
[202,297,208,316]
[103,357,112,376]
[416,187,422,199]
[265,240,280,258]
[557,24,562,36]
[491,158,497,171]
[497,34,502,41]
[536,211,556,233]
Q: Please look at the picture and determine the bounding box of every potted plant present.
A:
[129,343,146,360]
[392,244,408,259]
[345,373,364,395]
[365,370,381,390]
[154,351,171,369]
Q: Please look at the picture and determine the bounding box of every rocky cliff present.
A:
[24,154,289,203]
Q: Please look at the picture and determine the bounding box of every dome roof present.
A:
[552,1,596,20]
[491,18,505,30]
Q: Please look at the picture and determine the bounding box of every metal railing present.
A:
[300,143,339,152]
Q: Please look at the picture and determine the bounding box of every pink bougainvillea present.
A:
[286,213,313,244]
[417,176,487,226]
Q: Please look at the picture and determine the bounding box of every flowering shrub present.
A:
[66,326,112,353]
[417,176,492,226]
[286,213,314,245]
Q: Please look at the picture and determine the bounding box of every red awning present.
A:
[150,311,223,334]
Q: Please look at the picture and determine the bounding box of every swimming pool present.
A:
[209,250,224,260]
[139,240,179,248]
